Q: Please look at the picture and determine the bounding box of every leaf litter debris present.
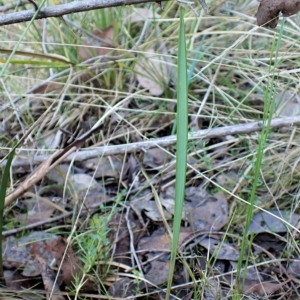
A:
[2,2,300,300]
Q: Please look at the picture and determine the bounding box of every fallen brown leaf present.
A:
[257,0,300,28]
[3,232,58,277]
[243,278,289,295]
[36,254,64,300]
[50,237,97,291]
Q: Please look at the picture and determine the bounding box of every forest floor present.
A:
[1,0,300,299]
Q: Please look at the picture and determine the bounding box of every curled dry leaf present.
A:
[131,197,173,222]
[47,166,109,207]
[134,48,169,96]
[257,0,300,28]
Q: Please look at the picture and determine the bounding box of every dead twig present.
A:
[4,123,104,207]
[3,115,300,169]
[0,0,29,13]
[0,0,170,26]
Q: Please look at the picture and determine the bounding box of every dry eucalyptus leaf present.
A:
[36,254,64,300]
[247,210,300,235]
[204,278,222,300]
[162,188,229,231]
[70,173,98,191]
[143,147,173,170]
[243,278,287,295]
[164,186,210,201]
[138,227,193,253]
[251,232,285,255]
[138,227,192,285]
[15,196,61,225]
[47,165,106,204]
[199,237,240,261]
[257,0,300,28]
[108,211,142,265]
[83,155,124,178]
[17,130,62,158]
[287,258,300,277]
[143,252,171,286]
[142,252,188,287]
[216,171,239,190]
[51,237,97,291]
[132,198,173,222]
[37,131,62,151]
[3,232,58,277]
[134,48,169,96]
[275,90,300,117]
[108,277,145,298]
[231,262,263,281]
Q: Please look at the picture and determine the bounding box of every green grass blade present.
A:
[0,149,15,277]
[165,7,188,300]
[0,0,48,78]
[235,29,281,294]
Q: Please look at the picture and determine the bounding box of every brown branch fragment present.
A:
[4,123,104,207]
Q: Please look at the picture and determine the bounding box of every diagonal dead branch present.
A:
[3,116,300,169]
[4,123,104,207]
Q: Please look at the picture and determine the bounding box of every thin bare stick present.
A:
[2,211,73,237]
[0,0,169,26]
[2,115,300,168]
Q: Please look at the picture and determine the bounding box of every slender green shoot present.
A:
[165,7,188,300]
[235,25,282,294]
[0,149,15,278]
